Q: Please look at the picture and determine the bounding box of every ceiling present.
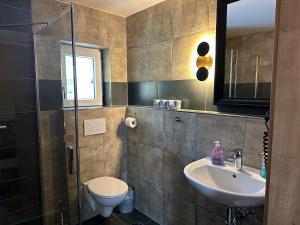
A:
[227,0,276,37]
[70,0,166,17]
[70,0,276,32]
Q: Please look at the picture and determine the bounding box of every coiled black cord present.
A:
[263,112,270,168]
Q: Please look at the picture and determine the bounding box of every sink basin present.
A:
[184,158,265,207]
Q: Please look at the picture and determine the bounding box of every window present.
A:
[61,45,103,107]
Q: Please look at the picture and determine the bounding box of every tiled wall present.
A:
[127,0,216,81]
[0,1,42,224]
[125,19,269,225]
[127,0,217,111]
[126,0,269,115]
[75,4,128,105]
[64,107,127,222]
[32,0,128,106]
[126,106,265,225]
[70,5,128,223]
[127,3,264,225]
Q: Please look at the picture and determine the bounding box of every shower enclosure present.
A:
[0,1,81,225]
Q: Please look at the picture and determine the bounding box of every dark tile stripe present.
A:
[104,82,128,106]
[0,144,39,183]
[128,80,269,115]
[0,3,41,224]
[0,173,40,204]
[157,80,206,110]
[0,204,41,225]
[0,4,32,33]
[0,42,34,79]
[16,216,43,225]
[0,79,36,113]
[0,0,31,11]
[103,82,111,106]
[128,81,158,106]
[0,29,33,46]
[128,80,206,110]
[39,80,63,111]
[111,82,128,106]
[0,111,38,148]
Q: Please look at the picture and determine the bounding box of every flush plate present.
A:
[84,118,106,136]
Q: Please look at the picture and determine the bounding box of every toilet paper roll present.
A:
[125,117,137,128]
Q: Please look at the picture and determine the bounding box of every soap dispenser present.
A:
[210,141,224,165]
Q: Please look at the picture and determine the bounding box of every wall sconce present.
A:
[196,42,213,81]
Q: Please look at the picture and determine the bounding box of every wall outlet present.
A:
[84,118,106,136]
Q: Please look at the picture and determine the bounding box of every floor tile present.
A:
[145,221,160,225]
[83,209,158,225]
[115,209,152,225]
[103,217,125,225]
[83,215,122,225]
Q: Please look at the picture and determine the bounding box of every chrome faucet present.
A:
[231,150,243,171]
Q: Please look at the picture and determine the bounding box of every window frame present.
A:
[61,44,103,107]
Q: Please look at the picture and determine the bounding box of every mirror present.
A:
[214,0,276,106]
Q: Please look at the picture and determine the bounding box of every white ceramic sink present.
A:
[184,158,265,207]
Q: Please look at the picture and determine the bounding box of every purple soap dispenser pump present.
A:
[211,141,225,165]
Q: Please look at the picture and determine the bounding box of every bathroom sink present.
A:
[184,158,265,207]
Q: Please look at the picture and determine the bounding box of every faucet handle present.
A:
[231,149,242,157]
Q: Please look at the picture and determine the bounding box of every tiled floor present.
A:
[83,209,160,225]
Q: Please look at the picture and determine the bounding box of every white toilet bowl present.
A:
[83,176,128,218]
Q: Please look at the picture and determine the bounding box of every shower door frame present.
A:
[70,3,82,225]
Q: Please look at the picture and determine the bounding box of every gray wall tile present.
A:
[127,11,146,48]
[197,114,246,159]
[244,118,266,168]
[196,207,224,225]
[138,144,163,191]
[103,141,127,178]
[145,0,173,44]
[163,192,196,225]
[127,47,146,82]
[163,150,196,202]
[144,41,172,81]
[172,0,210,37]
[40,110,64,151]
[127,172,139,208]
[127,141,140,175]
[163,111,198,159]
[138,178,163,224]
[127,107,264,225]
[108,14,127,50]
[75,5,109,47]
[138,108,164,148]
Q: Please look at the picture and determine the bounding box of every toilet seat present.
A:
[87,176,128,198]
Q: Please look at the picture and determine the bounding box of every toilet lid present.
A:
[87,177,128,198]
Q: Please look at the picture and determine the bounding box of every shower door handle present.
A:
[67,146,74,175]
[0,124,7,130]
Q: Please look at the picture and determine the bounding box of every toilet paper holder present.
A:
[124,112,137,129]
[125,112,137,119]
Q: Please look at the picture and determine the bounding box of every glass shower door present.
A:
[34,4,81,225]
[0,2,81,225]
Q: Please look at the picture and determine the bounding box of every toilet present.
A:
[83,176,128,217]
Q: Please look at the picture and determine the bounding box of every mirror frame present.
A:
[214,0,271,107]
